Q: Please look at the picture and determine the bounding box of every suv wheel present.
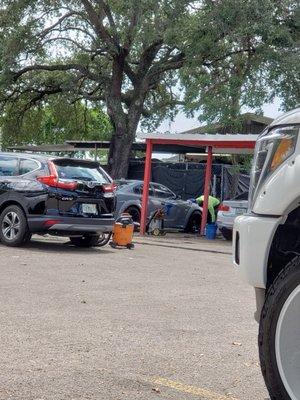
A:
[0,205,31,247]
[97,233,112,247]
[259,256,300,400]
[70,235,100,247]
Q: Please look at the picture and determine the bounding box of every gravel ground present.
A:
[0,235,269,400]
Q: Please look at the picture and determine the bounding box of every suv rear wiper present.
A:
[70,176,93,182]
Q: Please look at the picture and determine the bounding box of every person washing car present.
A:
[196,195,220,223]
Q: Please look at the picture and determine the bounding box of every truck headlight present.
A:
[249,125,299,210]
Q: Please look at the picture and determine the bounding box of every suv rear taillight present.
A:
[102,182,117,193]
[37,161,78,190]
[218,204,230,212]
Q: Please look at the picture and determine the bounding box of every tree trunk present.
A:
[108,127,134,179]
[107,93,145,178]
[106,54,147,178]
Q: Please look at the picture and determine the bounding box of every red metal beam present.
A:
[140,136,256,237]
[200,146,213,235]
[140,139,153,235]
[149,138,256,149]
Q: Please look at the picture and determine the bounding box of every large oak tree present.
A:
[0,0,298,177]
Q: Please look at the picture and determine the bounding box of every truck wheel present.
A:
[0,205,31,247]
[70,235,99,247]
[259,256,300,400]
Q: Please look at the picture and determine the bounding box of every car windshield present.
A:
[54,161,109,183]
[152,183,176,199]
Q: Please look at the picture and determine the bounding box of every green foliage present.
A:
[0,94,112,148]
[180,0,299,129]
[0,0,298,176]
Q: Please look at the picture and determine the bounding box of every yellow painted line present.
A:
[148,377,238,400]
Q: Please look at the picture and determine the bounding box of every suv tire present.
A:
[259,256,300,400]
[0,205,31,247]
[70,235,100,247]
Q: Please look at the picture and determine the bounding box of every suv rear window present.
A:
[19,159,39,175]
[53,161,109,184]
[0,156,18,176]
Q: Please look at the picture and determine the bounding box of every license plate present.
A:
[82,203,98,215]
[235,208,246,215]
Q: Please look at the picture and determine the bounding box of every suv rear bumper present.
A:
[28,215,114,235]
[233,213,282,288]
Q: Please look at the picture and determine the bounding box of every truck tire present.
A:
[0,205,31,247]
[259,256,300,400]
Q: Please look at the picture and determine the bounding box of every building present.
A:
[179,113,273,136]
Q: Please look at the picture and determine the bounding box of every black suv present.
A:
[0,152,115,247]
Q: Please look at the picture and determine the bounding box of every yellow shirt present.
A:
[196,195,220,222]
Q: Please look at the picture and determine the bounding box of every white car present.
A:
[233,107,300,400]
[217,193,248,240]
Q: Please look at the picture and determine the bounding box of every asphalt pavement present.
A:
[0,235,269,400]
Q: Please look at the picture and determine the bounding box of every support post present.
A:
[140,139,153,235]
[200,146,213,235]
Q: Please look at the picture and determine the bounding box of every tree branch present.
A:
[203,47,257,67]
[124,5,140,50]
[39,12,80,39]
[21,86,64,114]
[42,37,96,54]
[147,52,185,87]
[11,64,100,83]
[136,39,164,80]
[81,0,119,55]
[96,0,118,41]
[45,26,97,42]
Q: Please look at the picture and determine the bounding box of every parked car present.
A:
[0,152,115,247]
[217,192,248,240]
[115,180,202,232]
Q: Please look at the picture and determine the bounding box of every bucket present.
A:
[205,223,217,240]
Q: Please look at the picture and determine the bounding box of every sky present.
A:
[157,97,283,133]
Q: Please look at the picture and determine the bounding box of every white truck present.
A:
[233,107,300,400]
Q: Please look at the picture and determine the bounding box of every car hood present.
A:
[165,198,202,210]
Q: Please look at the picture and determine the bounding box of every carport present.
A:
[139,133,258,235]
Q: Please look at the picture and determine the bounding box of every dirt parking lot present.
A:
[0,235,269,400]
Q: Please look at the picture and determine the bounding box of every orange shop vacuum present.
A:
[109,213,135,249]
